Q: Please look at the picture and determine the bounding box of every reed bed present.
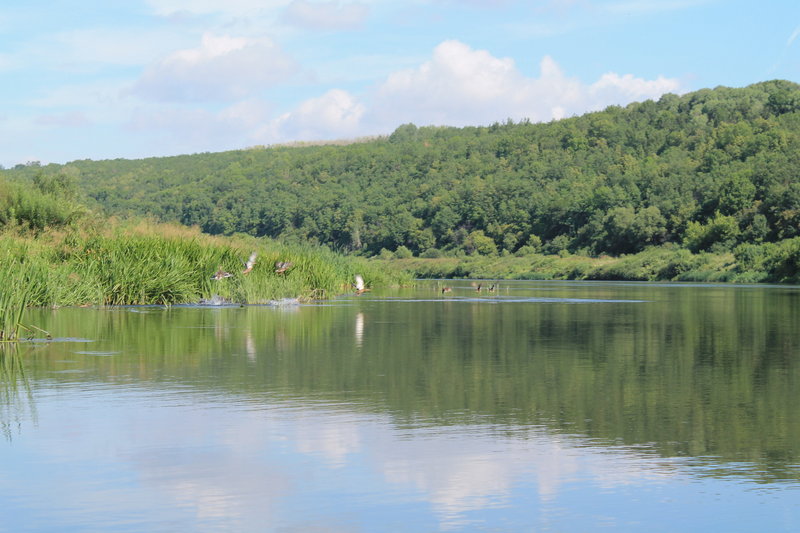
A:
[0,262,30,341]
[0,220,411,311]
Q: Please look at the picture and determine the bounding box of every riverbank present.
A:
[382,241,800,284]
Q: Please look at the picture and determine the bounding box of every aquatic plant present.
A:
[0,259,31,341]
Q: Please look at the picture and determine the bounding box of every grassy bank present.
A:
[0,219,411,311]
[383,241,800,284]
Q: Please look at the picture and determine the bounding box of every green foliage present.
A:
[543,235,572,255]
[394,245,413,259]
[463,230,498,256]
[390,244,777,283]
[684,212,741,252]
[0,179,85,232]
[419,248,443,258]
[734,238,800,283]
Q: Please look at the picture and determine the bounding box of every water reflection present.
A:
[355,312,364,348]
[1,281,799,531]
[4,388,795,532]
[0,344,37,442]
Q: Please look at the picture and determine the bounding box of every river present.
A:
[1,281,799,531]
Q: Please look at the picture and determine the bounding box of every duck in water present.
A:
[441,287,452,295]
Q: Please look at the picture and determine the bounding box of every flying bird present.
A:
[354,274,369,295]
[274,261,293,274]
[242,252,257,274]
[212,267,232,281]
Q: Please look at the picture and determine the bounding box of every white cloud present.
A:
[132,33,298,102]
[125,99,272,157]
[264,88,366,141]
[368,40,526,127]
[283,0,370,30]
[34,111,91,128]
[46,28,190,70]
[144,0,291,17]
[0,27,192,77]
[590,72,681,105]
[363,40,681,130]
[601,0,711,15]
[243,40,682,146]
[28,79,128,110]
[246,39,682,152]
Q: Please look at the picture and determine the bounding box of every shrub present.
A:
[420,248,443,258]
[394,245,413,259]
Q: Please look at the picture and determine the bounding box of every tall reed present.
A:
[0,220,411,308]
[0,259,32,341]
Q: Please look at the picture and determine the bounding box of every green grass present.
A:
[0,220,411,313]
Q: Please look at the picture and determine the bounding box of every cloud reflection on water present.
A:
[2,386,694,531]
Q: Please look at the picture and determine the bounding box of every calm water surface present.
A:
[1,281,799,532]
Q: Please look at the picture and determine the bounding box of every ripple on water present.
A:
[378,296,648,304]
[37,337,95,343]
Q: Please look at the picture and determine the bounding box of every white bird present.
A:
[354,275,369,295]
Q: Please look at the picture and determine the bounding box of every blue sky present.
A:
[1,0,798,167]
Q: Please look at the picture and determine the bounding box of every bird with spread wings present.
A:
[354,275,369,295]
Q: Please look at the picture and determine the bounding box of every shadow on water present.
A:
[10,280,800,482]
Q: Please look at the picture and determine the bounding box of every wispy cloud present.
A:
[143,0,291,17]
[131,33,299,102]
[787,25,800,47]
[35,111,91,128]
[601,0,711,15]
[282,0,370,30]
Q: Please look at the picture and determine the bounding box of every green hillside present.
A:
[5,80,800,268]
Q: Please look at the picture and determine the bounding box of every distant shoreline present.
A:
[382,243,800,284]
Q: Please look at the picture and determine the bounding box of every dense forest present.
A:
[5,80,800,270]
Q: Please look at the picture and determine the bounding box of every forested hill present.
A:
[6,80,800,257]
